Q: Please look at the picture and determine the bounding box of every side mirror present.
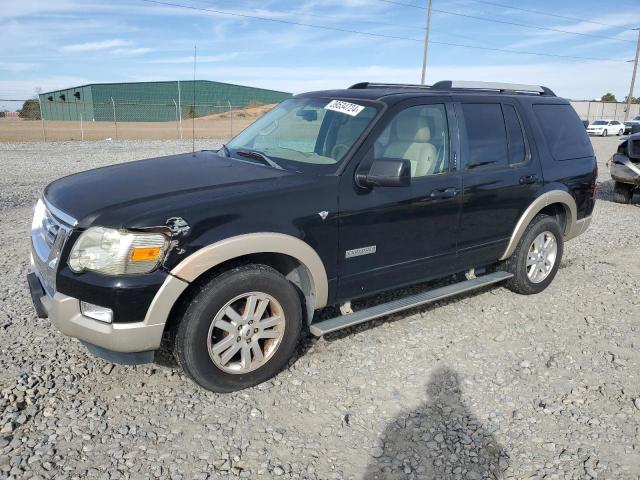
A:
[357,158,411,188]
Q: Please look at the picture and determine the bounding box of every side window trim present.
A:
[501,102,531,167]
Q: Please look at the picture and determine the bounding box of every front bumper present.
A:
[609,154,640,185]
[27,270,189,362]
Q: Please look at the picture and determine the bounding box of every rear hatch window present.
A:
[533,104,594,160]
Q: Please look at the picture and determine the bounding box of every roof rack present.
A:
[349,80,555,96]
[431,80,555,96]
[349,82,432,90]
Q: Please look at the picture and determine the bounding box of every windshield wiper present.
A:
[235,149,283,170]
[218,144,230,157]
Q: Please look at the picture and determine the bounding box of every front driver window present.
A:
[374,104,449,177]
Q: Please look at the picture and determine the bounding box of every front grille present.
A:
[31,201,72,297]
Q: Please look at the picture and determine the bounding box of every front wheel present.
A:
[173,264,302,392]
[503,214,564,295]
[602,129,608,137]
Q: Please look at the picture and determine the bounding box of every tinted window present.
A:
[374,104,449,177]
[461,103,508,169]
[503,104,526,165]
[533,104,594,160]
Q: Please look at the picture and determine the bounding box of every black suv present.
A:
[28,80,597,392]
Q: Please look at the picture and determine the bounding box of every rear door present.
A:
[455,99,543,265]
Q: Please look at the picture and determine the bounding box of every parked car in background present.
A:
[623,116,640,134]
[608,132,640,203]
[586,119,625,136]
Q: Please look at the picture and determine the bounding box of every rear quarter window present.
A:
[533,104,594,160]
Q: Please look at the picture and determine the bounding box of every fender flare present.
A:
[499,190,579,261]
[142,233,329,340]
[170,232,329,308]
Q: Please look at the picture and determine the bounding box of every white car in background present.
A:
[586,119,625,137]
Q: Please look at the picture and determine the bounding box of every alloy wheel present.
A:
[526,231,558,283]
[207,292,285,374]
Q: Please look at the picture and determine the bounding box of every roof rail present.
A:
[431,80,556,96]
[348,82,432,90]
[349,80,556,96]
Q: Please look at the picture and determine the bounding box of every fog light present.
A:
[80,301,113,323]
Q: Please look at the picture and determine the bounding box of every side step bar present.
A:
[309,271,513,337]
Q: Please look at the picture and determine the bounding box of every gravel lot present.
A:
[1,137,639,480]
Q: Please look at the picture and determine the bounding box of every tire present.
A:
[613,181,634,204]
[503,214,564,295]
[618,129,624,136]
[602,129,608,137]
[173,264,302,393]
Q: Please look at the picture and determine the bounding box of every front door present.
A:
[337,98,462,302]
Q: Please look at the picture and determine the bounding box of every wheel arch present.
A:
[145,233,328,337]
[499,190,577,261]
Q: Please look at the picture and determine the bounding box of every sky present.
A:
[2,0,640,108]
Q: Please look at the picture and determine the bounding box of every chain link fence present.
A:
[0,99,270,142]
[4,98,640,142]
[570,100,640,123]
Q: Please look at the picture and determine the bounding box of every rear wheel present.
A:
[613,181,634,204]
[618,129,624,136]
[504,214,564,295]
[173,264,302,392]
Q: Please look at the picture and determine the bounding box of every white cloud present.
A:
[151,60,633,100]
[148,53,240,64]
[61,39,131,53]
[111,47,152,56]
[0,62,37,73]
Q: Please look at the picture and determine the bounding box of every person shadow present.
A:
[363,367,508,479]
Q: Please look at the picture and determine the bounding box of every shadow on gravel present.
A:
[364,367,508,480]
[597,179,640,206]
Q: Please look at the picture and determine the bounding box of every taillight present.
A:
[592,164,598,196]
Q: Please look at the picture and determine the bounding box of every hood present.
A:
[44,150,294,228]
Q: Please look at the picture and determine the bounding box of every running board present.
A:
[309,271,513,337]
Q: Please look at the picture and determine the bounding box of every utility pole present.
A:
[420,0,433,85]
[624,27,640,122]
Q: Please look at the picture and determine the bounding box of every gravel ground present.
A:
[0,137,639,480]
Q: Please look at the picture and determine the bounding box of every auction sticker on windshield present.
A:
[325,100,365,117]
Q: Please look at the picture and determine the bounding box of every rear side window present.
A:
[503,104,526,165]
[461,103,508,169]
[533,104,593,160]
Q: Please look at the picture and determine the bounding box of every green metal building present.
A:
[39,80,292,121]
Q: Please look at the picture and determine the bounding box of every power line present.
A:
[464,0,633,30]
[140,0,627,62]
[195,0,477,41]
[378,0,636,44]
[193,0,485,44]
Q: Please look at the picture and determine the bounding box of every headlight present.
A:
[32,198,46,232]
[68,227,169,275]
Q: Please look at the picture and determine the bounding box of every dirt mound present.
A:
[197,103,276,121]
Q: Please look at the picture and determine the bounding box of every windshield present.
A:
[592,121,608,125]
[226,98,380,172]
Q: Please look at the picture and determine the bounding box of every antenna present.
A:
[192,45,197,154]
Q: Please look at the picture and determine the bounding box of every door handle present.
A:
[429,187,459,199]
[519,175,538,185]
